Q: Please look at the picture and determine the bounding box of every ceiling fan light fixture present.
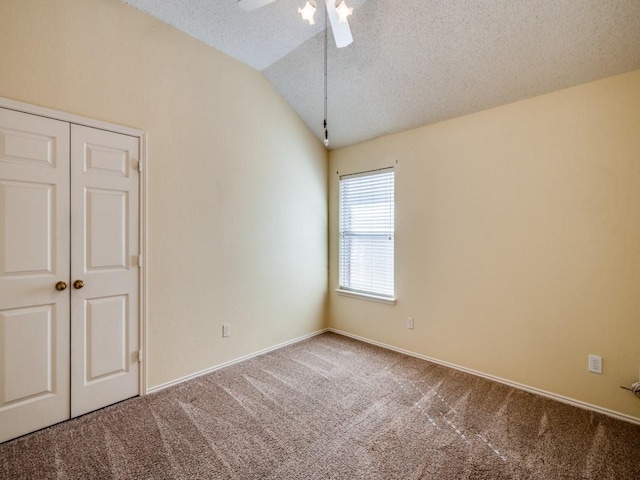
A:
[335,1,353,24]
[298,1,317,25]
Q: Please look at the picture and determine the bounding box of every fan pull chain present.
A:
[323,0,329,147]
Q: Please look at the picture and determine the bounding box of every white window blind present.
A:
[339,168,394,298]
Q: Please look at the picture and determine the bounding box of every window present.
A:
[338,168,394,300]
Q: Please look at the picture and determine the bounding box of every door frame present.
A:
[0,96,148,397]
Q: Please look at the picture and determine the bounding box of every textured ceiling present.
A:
[124,1,640,149]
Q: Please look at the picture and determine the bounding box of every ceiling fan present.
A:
[237,0,354,48]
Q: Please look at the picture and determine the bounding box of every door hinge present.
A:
[137,160,142,173]
[137,350,143,363]
[138,254,143,268]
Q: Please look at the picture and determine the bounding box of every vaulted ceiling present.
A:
[124,1,640,149]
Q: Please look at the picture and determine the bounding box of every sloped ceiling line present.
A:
[124,1,640,149]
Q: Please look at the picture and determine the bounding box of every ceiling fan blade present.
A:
[237,0,276,12]
[325,0,353,48]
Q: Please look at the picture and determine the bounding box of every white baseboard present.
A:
[328,328,640,426]
[146,328,329,395]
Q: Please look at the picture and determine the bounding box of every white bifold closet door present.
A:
[0,109,71,443]
[70,124,139,418]
[0,108,140,443]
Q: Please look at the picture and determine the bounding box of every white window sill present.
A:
[335,289,396,305]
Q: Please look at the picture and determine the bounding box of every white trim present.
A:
[138,132,148,396]
[146,329,329,394]
[328,328,640,426]
[0,96,148,397]
[0,97,143,137]
[335,289,396,305]
[339,166,394,180]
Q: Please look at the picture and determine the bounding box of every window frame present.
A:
[336,167,396,305]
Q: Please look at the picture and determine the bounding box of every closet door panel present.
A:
[0,107,70,443]
[70,125,139,418]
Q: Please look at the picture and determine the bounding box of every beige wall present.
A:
[329,70,640,420]
[0,0,328,388]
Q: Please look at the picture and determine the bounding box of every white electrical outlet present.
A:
[588,354,602,374]
[222,324,230,338]
[407,317,414,329]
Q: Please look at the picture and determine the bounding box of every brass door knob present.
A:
[73,279,85,289]
[55,281,67,291]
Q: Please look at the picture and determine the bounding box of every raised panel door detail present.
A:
[84,143,128,177]
[0,305,55,408]
[84,295,128,383]
[0,106,69,444]
[85,188,128,271]
[1,181,54,276]
[0,106,144,443]
[71,124,139,419]
[0,128,55,167]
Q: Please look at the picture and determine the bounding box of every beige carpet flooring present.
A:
[1,332,639,479]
